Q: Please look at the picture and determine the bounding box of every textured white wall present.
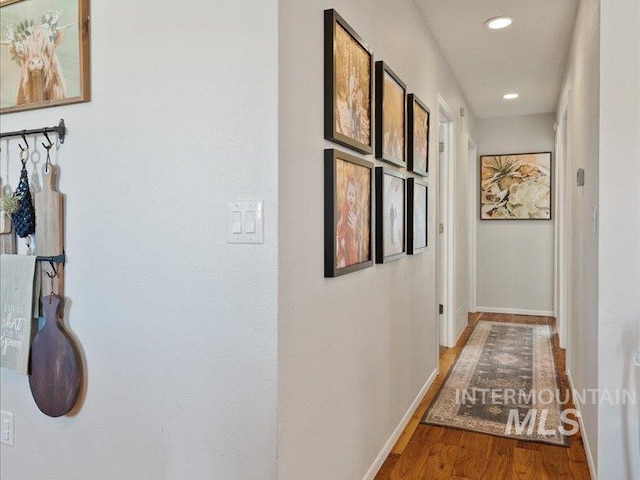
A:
[597,0,640,478]
[475,114,555,314]
[278,1,474,479]
[0,1,279,479]
[556,0,600,473]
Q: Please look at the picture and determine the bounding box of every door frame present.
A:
[437,94,456,348]
[467,135,478,314]
[555,103,570,351]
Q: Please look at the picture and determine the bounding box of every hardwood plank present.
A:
[511,447,549,480]
[375,454,400,480]
[481,436,514,480]
[567,436,589,464]
[567,436,592,479]
[440,428,463,446]
[539,444,572,479]
[511,447,536,480]
[569,459,593,480]
[393,417,422,455]
[515,439,543,451]
[390,425,442,480]
[419,442,458,480]
[452,431,492,479]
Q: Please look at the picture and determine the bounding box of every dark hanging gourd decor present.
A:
[12,155,36,239]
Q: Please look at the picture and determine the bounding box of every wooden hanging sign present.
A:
[29,295,82,417]
[35,163,64,295]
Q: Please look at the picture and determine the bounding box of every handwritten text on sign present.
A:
[1,305,28,356]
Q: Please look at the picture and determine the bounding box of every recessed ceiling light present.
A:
[485,16,513,30]
[503,93,519,100]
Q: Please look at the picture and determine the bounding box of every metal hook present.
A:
[42,131,54,149]
[46,260,58,279]
[49,274,55,301]
[42,133,54,172]
[19,132,29,152]
[44,260,58,300]
[18,132,30,164]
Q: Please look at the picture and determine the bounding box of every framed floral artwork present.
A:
[407,178,428,254]
[407,94,430,176]
[375,61,406,167]
[480,152,552,220]
[375,167,406,263]
[0,0,90,114]
[324,9,373,155]
[324,149,374,277]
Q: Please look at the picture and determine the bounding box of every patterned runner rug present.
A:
[422,321,568,446]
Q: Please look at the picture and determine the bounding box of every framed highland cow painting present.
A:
[324,9,373,155]
[480,152,552,220]
[0,0,90,114]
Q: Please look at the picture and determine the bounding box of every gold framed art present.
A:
[0,0,90,114]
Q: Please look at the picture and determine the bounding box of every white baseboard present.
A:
[566,369,598,480]
[361,368,438,480]
[475,306,555,317]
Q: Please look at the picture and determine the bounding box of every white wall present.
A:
[556,0,600,474]
[475,114,555,315]
[0,1,279,479]
[597,0,640,478]
[278,1,474,479]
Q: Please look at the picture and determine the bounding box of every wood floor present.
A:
[374,312,592,480]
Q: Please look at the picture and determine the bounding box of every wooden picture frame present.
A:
[407,178,428,254]
[324,149,374,277]
[375,61,406,167]
[324,9,373,155]
[0,0,90,114]
[480,152,553,220]
[407,94,430,176]
[375,167,406,263]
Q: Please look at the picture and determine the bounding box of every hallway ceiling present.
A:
[414,0,579,118]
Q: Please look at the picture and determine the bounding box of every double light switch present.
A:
[227,200,264,244]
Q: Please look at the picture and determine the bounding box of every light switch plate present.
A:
[1,411,14,447]
[227,200,264,244]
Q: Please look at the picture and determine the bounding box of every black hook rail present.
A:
[35,253,65,265]
[36,253,66,278]
[0,119,66,144]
